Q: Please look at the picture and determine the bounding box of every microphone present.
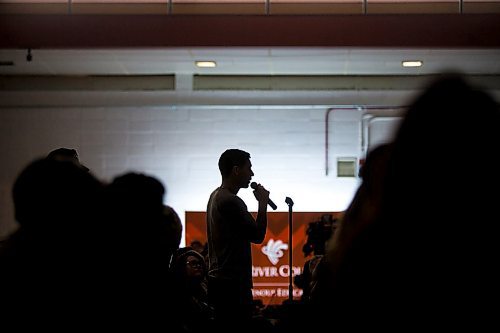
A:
[251,182,277,210]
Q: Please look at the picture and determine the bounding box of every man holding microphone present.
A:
[206,148,271,332]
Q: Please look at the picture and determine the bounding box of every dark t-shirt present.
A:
[206,187,265,289]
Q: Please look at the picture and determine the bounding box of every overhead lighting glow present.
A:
[402,60,423,68]
[195,61,217,68]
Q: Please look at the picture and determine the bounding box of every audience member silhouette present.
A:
[0,158,104,328]
[312,73,500,329]
[316,142,393,297]
[164,204,183,265]
[104,172,169,257]
[101,172,181,329]
[170,246,214,332]
[1,160,185,330]
[294,214,338,304]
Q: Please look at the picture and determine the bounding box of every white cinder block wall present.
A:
[0,105,399,242]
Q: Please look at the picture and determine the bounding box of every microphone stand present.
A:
[285,196,294,303]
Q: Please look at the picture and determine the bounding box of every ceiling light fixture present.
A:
[402,60,423,68]
[195,61,217,68]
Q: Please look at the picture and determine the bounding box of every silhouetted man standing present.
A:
[206,149,269,331]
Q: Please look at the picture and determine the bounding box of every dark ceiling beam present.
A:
[1,14,500,49]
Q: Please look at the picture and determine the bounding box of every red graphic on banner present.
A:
[185,211,342,305]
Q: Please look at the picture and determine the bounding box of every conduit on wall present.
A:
[325,106,406,176]
[325,107,363,176]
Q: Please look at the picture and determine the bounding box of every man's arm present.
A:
[224,187,269,244]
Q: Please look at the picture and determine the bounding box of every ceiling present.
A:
[2,14,500,78]
[1,47,500,76]
[1,14,500,107]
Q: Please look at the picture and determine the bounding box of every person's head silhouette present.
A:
[47,147,89,172]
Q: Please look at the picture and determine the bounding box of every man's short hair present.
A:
[47,148,78,160]
[218,149,250,178]
[47,147,89,172]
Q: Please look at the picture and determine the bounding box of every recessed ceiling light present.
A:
[402,60,423,68]
[195,61,217,68]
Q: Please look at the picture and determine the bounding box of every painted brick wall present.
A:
[0,105,382,241]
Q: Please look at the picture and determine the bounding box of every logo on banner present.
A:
[261,238,288,265]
